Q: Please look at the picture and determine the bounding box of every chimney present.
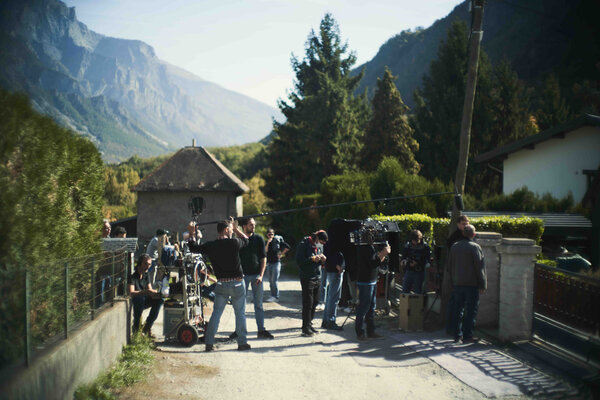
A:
[192,139,196,147]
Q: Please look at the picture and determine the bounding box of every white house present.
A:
[475,114,600,202]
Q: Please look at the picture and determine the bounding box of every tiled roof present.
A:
[132,146,248,194]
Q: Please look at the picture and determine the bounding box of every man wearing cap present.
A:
[146,228,167,259]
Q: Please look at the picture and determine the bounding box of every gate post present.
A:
[496,238,541,341]
[474,232,502,329]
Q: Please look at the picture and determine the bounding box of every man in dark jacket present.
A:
[355,238,391,340]
[448,224,486,343]
[400,230,432,294]
[264,228,290,302]
[445,214,470,334]
[296,230,328,336]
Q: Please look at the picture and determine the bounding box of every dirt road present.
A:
[115,276,578,400]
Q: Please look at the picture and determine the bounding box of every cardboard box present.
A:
[398,293,424,331]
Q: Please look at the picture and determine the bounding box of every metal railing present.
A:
[0,249,133,369]
[533,263,600,336]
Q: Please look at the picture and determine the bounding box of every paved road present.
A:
[116,276,587,400]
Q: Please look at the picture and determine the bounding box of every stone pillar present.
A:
[496,238,541,342]
[475,232,502,328]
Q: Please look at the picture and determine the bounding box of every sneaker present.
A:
[315,303,325,311]
[327,322,344,331]
[367,332,384,339]
[237,343,252,351]
[257,330,274,339]
[343,307,352,313]
[462,336,480,344]
[229,332,238,340]
[309,325,318,334]
[454,336,463,343]
[301,330,314,337]
[205,344,215,352]
[265,296,278,302]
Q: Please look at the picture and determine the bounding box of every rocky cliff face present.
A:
[0,0,279,162]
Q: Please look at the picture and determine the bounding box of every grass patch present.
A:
[74,333,155,400]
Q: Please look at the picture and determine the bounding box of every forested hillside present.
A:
[355,0,600,110]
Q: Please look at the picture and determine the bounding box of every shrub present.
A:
[374,213,544,246]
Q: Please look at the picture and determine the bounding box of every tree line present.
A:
[104,14,592,228]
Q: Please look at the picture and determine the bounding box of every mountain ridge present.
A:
[0,0,280,162]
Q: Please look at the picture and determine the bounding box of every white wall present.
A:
[503,126,600,201]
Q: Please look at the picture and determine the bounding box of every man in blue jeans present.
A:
[264,228,290,302]
[321,240,345,330]
[355,237,391,340]
[237,217,274,339]
[129,254,163,338]
[400,230,432,294]
[448,224,486,344]
[191,218,251,351]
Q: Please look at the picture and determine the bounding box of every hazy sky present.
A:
[63,0,463,107]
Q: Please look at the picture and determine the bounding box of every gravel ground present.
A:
[116,276,537,400]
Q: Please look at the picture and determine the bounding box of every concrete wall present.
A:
[137,191,243,245]
[503,126,600,201]
[1,300,129,400]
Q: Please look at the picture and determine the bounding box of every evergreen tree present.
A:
[411,20,471,184]
[535,73,571,131]
[411,21,536,198]
[362,67,420,173]
[266,14,368,207]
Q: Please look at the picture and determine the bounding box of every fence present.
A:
[0,249,133,370]
[533,262,600,336]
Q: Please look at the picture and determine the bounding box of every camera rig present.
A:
[349,218,400,246]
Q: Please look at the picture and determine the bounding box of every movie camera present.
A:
[349,218,400,246]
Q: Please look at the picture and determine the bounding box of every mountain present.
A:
[0,0,281,162]
[355,0,600,109]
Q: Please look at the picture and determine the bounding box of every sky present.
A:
[63,0,463,108]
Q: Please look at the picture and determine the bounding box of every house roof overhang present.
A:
[474,114,600,164]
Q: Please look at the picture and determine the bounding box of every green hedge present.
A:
[373,213,544,245]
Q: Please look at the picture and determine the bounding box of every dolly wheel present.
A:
[177,324,198,347]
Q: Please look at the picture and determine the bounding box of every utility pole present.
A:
[442,0,485,325]
[451,0,484,226]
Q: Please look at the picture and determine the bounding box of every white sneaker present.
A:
[315,303,325,311]
[265,296,278,302]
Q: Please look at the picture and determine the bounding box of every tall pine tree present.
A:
[361,66,419,173]
[535,73,571,131]
[412,21,536,198]
[266,14,368,207]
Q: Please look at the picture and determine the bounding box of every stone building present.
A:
[132,145,248,245]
